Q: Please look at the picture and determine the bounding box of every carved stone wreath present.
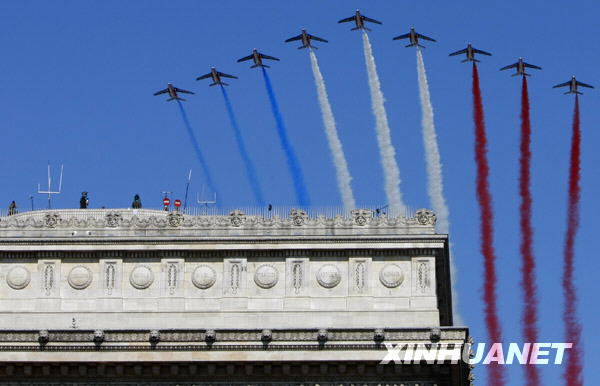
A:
[229,210,246,227]
[415,209,436,226]
[289,209,308,226]
[351,209,372,226]
[167,213,183,227]
[44,214,61,228]
[105,212,122,227]
[253,264,279,289]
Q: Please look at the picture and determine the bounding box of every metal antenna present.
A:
[37,162,63,209]
[196,185,217,210]
[183,169,192,212]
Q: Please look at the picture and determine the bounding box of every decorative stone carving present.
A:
[254,264,279,289]
[105,212,122,227]
[42,263,54,296]
[289,209,308,226]
[44,213,61,228]
[129,265,154,290]
[430,327,441,343]
[374,328,385,342]
[167,263,178,295]
[229,210,246,227]
[261,329,272,342]
[316,264,341,288]
[149,330,160,344]
[205,329,216,342]
[93,330,105,344]
[292,261,303,294]
[417,261,431,292]
[192,265,216,289]
[354,261,366,292]
[105,262,116,295]
[38,330,49,344]
[379,264,404,288]
[67,265,92,290]
[317,329,328,342]
[415,209,436,226]
[351,209,372,226]
[167,213,183,227]
[6,266,31,290]
[229,262,241,294]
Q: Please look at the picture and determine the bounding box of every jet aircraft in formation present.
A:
[285,29,328,49]
[196,67,238,86]
[449,43,492,62]
[154,10,594,101]
[500,57,542,76]
[237,49,280,68]
[393,27,436,48]
[337,9,382,31]
[153,83,194,102]
[553,76,594,95]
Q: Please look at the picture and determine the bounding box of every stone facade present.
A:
[0,208,469,385]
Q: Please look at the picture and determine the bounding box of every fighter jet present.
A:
[553,76,594,95]
[500,58,542,76]
[153,83,194,101]
[285,29,328,49]
[393,27,436,48]
[337,9,382,31]
[449,44,492,62]
[196,67,238,86]
[237,49,280,69]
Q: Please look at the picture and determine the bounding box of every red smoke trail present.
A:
[472,63,504,386]
[563,96,583,385]
[519,76,540,385]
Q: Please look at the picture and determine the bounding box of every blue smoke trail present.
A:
[220,86,266,206]
[176,100,217,195]
[261,67,310,207]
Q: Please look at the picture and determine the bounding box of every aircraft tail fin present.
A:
[298,45,309,49]
[417,44,425,48]
[351,27,360,31]
[167,97,185,102]
[511,73,520,77]
[405,43,416,48]
[461,58,470,63]
[209,83,217,87]
[251,64,269,68]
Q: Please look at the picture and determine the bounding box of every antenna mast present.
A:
[37,162,63,209]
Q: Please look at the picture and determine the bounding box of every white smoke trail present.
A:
[416,48,462,324]
[362,32,405,214]
[416,49,449,233]
[308,50,356,211]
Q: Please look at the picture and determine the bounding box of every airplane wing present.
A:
[499,63,517,71]
[175,87,194,95]
[553,81,570,88]
[309,34,328,43]
[259,53,280,61]
[417,33,436,42]
[473,48,492,56]
[392,33,410,40]
[285,34,303,42]
[218,72,238,79]
[576,81,594,88]
[362,16,382,24]
[196,73,212,80]
[153,88,168,96]
[523,62,542,70]
[338,16,355,23]
[237,54,254,63]
[449,48,467,56]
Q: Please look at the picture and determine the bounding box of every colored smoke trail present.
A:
[176,100,217,194]
[220,86,266,206]
[308,50,356,211]
[518,76,540,386]
[472,63,504,386]
[261,67,310,207]
[416,48,461,322]
[361,32,405,214]
[562,96,583,386]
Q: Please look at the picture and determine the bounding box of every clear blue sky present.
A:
[0,1,598,384]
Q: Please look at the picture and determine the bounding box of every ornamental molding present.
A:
[0,208,437,232]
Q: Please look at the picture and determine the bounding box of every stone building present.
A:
[0,208,471,385]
